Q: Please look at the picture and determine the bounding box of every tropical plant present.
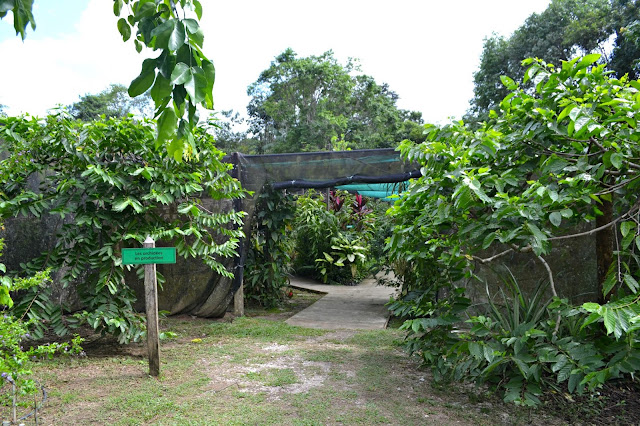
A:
[388,54,640,404]
[292,191,341,278]
[244,187,296,307]
[0,113,245,343]
[315,234,367,284]
[292,190,377,284]
[392,273,640,407]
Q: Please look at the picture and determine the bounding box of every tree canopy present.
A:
[69,84,153,121]
[467,0,640,123]
[246,48,424,154]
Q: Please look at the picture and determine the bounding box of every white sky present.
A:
[0,0,550,124]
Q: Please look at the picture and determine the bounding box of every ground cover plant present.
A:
[387,55,640,406]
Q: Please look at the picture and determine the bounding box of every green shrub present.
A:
[244,187,296,307]
[391,273,640,406]
[386,55,640,405]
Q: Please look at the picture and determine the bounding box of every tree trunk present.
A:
[596,198,614,304]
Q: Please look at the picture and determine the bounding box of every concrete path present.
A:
[285,275,397,330]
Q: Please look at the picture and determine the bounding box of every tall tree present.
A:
[206,110,258,154]
[69,84,153,121]
[467,0,640,123]
[247,49,423,153]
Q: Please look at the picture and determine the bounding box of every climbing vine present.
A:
[244,187,296,307]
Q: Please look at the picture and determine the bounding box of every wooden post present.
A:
[143,236,160,377]
[231,152,245,317]
[234,282,245,316]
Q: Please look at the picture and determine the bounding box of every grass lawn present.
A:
[2,290,569,425]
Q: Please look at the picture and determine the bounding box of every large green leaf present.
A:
[150,18,175,50]
[603,308,617,336]
[202,60,215,109]
[620,221,635,238]
[610,152,623,169]
[184,66,207,104]
[169,21,186,51]
[623,274,639,293]
[170,62,190,85]
[113,0,122,16]
[128,58,156,97]
[526,222,548,255]
[193,0,203,19]
[134,2,156,20]
[156,105,177,149]
[168,137,184,161]
[117,17,131,41]
[549,212,562,227]
[576,53,601,71]
[183,18,199,34]
[4,0,36,40]
[150,73,171,107]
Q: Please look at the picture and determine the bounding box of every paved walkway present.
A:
[285,275,397,330]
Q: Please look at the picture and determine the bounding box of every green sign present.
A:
[122,247,176,265]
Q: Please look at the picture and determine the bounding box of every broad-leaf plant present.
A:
[388,55,640,405]
[0,114,245,343]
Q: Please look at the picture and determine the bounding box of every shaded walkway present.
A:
[286,276,396,330]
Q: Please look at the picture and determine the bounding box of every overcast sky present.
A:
[0,0,550,124]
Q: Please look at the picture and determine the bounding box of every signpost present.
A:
[122,247,176,265]
[122,238,176,377]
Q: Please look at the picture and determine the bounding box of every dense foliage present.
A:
[0,113,245,343]
[291,190,377,285]
[244,49,425,154]
[468,0,640,123]
[244,187,296,307]
[388,56,640,405]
